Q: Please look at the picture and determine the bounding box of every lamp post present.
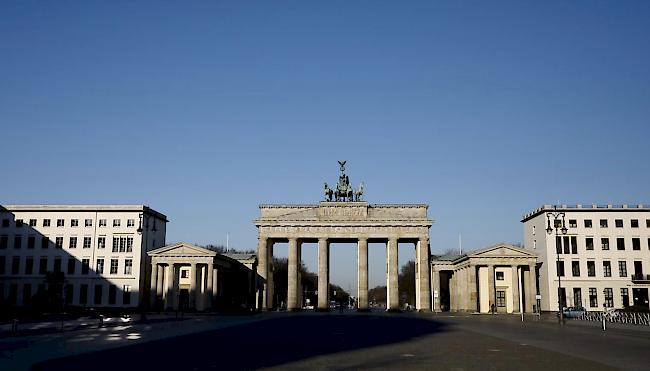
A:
[546,206,568,324]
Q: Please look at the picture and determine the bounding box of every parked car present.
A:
[560,306,585,318]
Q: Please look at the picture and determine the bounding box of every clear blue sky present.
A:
[2,1,649,290]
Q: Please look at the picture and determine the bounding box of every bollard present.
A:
[602,313,606,331]
[98,314,104,328]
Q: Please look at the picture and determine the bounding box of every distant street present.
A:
[1,311,647,370]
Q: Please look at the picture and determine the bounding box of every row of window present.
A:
[564,287,628,308]
[556,259,643,278]
[1,218,136,228]
[0,282,133,306]
[541,236,650,253]
[0,256,134,276]
[0,235,135,252]
[569,218,650,229]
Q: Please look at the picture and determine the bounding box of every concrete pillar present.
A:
[150,262,158,307]
[267,242,274,309]
[166,263,175,310]
[287,238,299,311]
[357,238,369,311]
[318,238,329,310]
[212,268,218,298]
[526,264,536,313]
[417,237,431,311]
[487,265,495,313]
[460,268,467,311]
[432,268,441,312]
[449,272,456,311]
[189,263,197,309]
[206,263,213,310]
[386,237,399,311]
[257,237,268,310]
[468,266,477,312]
[512,265,520,313]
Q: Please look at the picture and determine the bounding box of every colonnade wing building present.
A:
[522,204,650,312]
[255,201,433,312]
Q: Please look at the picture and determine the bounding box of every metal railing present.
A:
[631,274,650,283]
[579,311,650,326]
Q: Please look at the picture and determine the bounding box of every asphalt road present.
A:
[29,311,650,370]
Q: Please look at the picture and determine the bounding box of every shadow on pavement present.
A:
[32,313,446,370]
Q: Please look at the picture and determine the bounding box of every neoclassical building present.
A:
[431,244,538,313]
[147,243,258,312]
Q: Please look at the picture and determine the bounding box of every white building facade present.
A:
[0,205,167,310]
[522,204,650,312]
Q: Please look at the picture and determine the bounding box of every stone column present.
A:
[417,237,431,311]
[189,262,197,309]
[212,267,218,298]
[267,242,274,309]
[487,265,495,313]
[432,268,441,312]
[156,262,164,302]
[257,237,268,310]
[386,237,399,311]
[511,265,520,313]
[449,272,456,311]
[150,262,158,307]
[357,238,369,311]
[468,265,478,312]
[206,263,214,310]
[287,238,300,311]
[166,263,175,310]
[527,264,536,313]
[318,238,329,310]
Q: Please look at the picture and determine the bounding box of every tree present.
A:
[368,285,386,307]
[398,260,415,306]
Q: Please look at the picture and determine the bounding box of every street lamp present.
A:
[546,205,568,324]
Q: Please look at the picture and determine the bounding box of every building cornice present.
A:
[521,203,649,223]
[1,204,168,222]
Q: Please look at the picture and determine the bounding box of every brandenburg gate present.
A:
[255,161,433,312]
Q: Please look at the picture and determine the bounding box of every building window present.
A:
[573,288,582,308]
[24,284,33,305]
[27,236,35,249]
[80,284,88,305]
[81,258,90,275]
[572,261,580,277]
[647,219,650,228]
[99,219,107,227]
[632,238,640,250]
[570,236,577,254]
[631,219,639,228]
[55,237,64,249]
[533,239,536,249]
[15,219,23,228]
[96,258,104,274]
[123,285,131,305]
[41,236,49,249]
[67,258,75,275]
[496,291,506,307]
[621,288,630,307]
[64,284,73,305]
[127,219,135,227]
[14,235,22,249]
[181,270,189,279]
[71,219,79,227]
[0,235,7,249]
[586,237,594,250]
[94,284,103,305]
[29,219,37,227]
[39,257,48,274]
[556,236,562,254]
[25,257,33,275]
[1,219,9,227]
[495,271,504,280]
[69,237,77,249]
[82,237,91,249]
[112,237,119,252]
[57,219,64,227]
[589,288,598,307]
[614,219,623,228]
[568,219,577,228]
[85,219,92,227]
[0,256,5,275]
[603,261,612,277]
[557,261,565,277]
[563,236,570,254]
[601,238,609,250]
[604,288,613,307]
[619,261,627,277]
[587,261,596,277]
[108,285,117,305]
[43,219,51,227]
[98,236,106,249]
[12,257,21,275]
[616,238,625,250]
[126,237,133,252]
[600,219,608,228]
[124,259,132,275]
[584,219,592,228]
[110,259,118,274]
[113,219,121,227]
[53,257,61,273]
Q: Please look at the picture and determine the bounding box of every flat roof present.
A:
[0,204,168,221]
[521,204,649,223]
